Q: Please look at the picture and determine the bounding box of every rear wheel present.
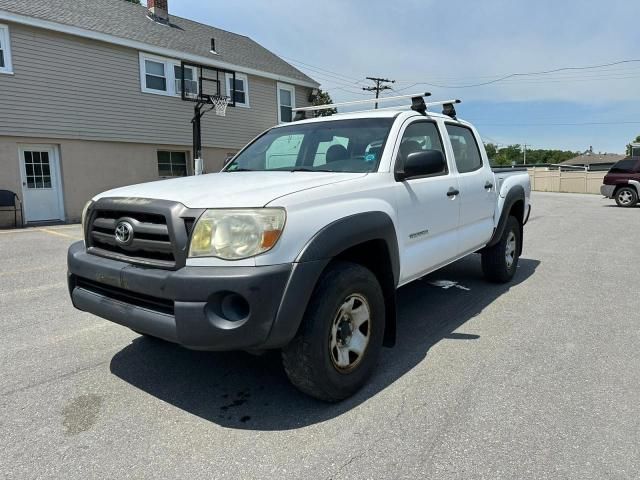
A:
[481,216,521,283]
[615,187,638,208]
[282,261,385,402]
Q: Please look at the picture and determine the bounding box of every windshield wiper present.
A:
[289,168,334,172]
[227,167,254,172]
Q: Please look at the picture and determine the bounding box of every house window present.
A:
[157,151,188,177]
[226,73,249,107]
[0,24,13,74]
[144,59,167,92]
[139,53,197,97]
[277,83,296,123]
[174,64,198,98]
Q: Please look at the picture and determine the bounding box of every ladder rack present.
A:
[292,93,461,120]
[292,92,431,112]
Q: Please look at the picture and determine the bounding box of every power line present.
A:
[362,77,395,109]
[389,58,640,89]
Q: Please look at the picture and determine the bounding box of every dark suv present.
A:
[601,157,640,207]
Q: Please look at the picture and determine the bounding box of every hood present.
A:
[94,171,367,208]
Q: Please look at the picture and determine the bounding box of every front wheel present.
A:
[615,187,638,208]
[282,261,385,402]
[481,216,521,283]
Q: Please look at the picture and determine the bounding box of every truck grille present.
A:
[85,198,203,270]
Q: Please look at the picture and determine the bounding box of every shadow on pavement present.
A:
[110,255,539,430]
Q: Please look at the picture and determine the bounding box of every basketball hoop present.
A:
[209,95,230,117]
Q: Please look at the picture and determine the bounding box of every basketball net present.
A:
[210,95,230,117]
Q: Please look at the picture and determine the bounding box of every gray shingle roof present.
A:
[560,153,626,166]
[0,0,317,86]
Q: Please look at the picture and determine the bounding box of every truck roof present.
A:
[276,109,471,127]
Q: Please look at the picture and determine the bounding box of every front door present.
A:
[394,119,460,284]
[18,145,65,223]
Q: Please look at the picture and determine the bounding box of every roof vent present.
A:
[148,0,169,23]
[210,38,217,54]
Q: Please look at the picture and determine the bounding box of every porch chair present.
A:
[0,190,23,228]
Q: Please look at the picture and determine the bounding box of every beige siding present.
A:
[0,136,235,227]
[0,23,312,150]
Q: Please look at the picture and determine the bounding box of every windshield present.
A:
[225,118,395,173]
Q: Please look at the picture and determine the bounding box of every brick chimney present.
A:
[148,0,169,22]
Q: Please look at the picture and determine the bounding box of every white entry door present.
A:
[18,145,65,223]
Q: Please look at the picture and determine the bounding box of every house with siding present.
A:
[0,0,318,227]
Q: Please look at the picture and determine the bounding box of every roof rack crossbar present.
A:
[292,92,432,112]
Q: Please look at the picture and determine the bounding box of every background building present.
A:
[0,0,318,227]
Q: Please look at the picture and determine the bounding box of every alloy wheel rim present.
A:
[618,191,632,205]
[505,231,517,269]
[329,294,371,372]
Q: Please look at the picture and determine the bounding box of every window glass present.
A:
[174,65,198,96]
[396,121,447,176]
[232,78,245,104]
[23,150,53,189]
[314,136,350,166]
[278,86,294,123]
[226,118,394,173]
[609,159,638,174]
[446,124,483,173]
[157,151,188,177]
[145,60,166,91]
[265,134,304,169]
[0,26,8,70]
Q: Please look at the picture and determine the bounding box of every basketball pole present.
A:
[192,102,204,175]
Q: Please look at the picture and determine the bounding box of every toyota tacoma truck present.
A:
[68,97,531,401]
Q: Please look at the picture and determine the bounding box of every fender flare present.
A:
[265,212,400,349]
[296,211,400,283]
[485,185,525,249]
[628,179,640,193]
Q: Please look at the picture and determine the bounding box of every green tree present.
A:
[484,143,498,160]
[312,89,337,117]
[626,135,640,155]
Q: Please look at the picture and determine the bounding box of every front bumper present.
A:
[67,241,327,350]
[600,184,616,198]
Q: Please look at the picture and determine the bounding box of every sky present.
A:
[169,0,639,153]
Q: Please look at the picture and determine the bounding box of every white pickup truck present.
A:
[67,96,531,401]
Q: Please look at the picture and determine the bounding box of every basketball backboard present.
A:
[179,61,237,107]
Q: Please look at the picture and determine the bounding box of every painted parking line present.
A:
[0,266,60,277]
[38,228,81,240]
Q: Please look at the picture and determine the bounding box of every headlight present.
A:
[189,208,286,260]
[81,200,93,233]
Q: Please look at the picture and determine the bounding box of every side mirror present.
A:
[397,150,446,181]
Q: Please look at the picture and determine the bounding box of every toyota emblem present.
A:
[114,221,134,246]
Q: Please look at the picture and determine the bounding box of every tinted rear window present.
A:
[609,159,638,174]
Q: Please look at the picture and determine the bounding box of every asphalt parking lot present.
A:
[1,191,639,479]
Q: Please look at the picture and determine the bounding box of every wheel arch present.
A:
[485,185,525,251]
[296,211,400,347]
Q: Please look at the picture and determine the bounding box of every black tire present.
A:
[614,186,638,208]
[282,261,385,402]
[481,216,521,283]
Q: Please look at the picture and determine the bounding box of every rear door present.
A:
[445,124,496,253]
[18,145,65,223]
[393,119,460,283]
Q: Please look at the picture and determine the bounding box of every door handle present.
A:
[447,188,460,197]
[484,181,493,190]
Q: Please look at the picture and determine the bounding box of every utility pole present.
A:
[362,77,395,109]
[522,144,529,164]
